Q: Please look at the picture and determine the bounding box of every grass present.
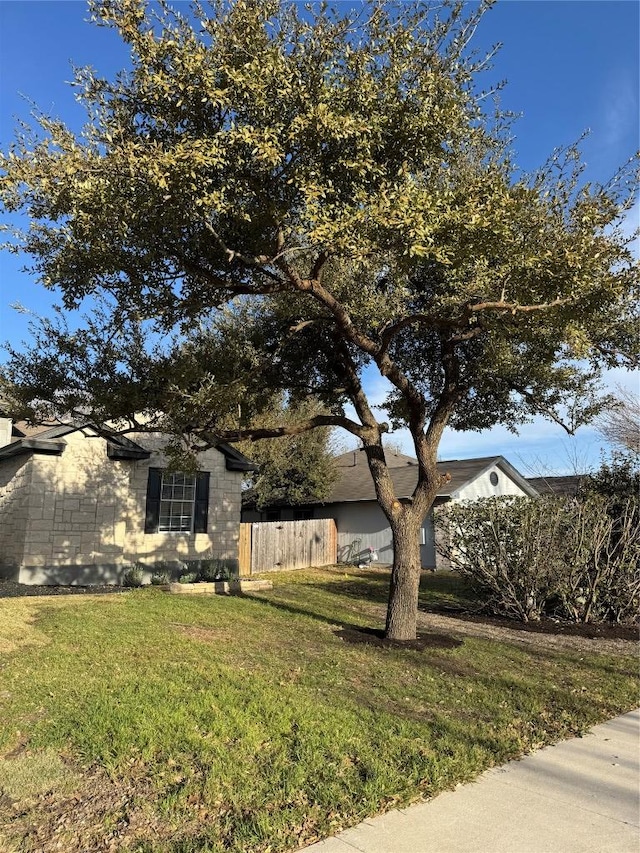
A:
[0,567,637,852]
[0,749,79,800]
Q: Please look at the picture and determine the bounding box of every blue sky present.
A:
[0,1,638,474]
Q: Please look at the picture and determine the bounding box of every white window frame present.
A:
[158,471,197,533]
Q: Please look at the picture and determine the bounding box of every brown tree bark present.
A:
[385,510,424,641]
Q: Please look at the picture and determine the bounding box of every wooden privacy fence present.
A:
[238,519,337,575]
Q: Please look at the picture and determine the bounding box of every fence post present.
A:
[238,523,252,577]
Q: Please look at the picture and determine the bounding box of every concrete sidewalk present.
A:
[302,709,640,853]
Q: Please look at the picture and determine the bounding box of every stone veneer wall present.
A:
[0,455,33,580]
[123,433,243,571]
[13,430,244,585]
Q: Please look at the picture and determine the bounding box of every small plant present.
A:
[150,570,171,585]
[197,559,231,582]
[121,565,145,588]
[178,571,199,584]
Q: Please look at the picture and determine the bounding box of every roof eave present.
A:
[0,438,66,459]
[448,456,540,499]
[216,442,259,472]
[106,442,151,460]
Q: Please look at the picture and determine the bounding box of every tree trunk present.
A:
[385,513,423,640]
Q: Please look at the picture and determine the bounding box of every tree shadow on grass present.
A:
[293,571,477,615]
[336,626,462,651]
[244,591,463,652]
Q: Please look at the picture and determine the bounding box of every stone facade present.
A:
[0,428,245,585]
[0,455,33,579]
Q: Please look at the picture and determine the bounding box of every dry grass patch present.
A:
[0,767,179,853]
[0,595,125,655]
[0,599,58,655]
[0,749,79,801]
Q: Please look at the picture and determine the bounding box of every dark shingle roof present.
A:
[11,420,54,440]
[0,420,257,470]
[526,476,584,496]
[325,450,537,503]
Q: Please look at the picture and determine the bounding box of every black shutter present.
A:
[194,472,210,533]
[145,468,162,533]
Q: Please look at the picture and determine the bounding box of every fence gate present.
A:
[241,518,337,574]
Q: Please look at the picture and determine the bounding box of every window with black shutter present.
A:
[144,469,210,533]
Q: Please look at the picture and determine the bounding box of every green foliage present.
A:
[192,558,233,581]
[175,559,234,583]
[121,564,145,587]
[177,571,199,585]
[236,395,338,508]
[1,0,636,441]
[436,495,640,624]
[150,570,172,585]
[581,452,640,509]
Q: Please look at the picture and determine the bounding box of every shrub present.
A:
[177,559,235,584]
[197,559,232,582]
[174,559,237,582]
[436,495,639,624]
[151,560,187,583]
[580,453,639,508]
[436,497,565,621]
[121,565,145,588]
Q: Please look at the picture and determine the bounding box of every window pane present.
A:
[156,472,198,532]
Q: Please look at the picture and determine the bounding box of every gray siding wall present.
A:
[315,502,435,567]
[315,501,395,564]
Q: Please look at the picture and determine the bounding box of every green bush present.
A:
[121,565,145,588]
[150,570,171,585]
[176,559,237,582]
[197,559,231,582]
[436,494,639,624]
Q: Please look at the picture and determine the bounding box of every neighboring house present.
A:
[242,449,539,569]
[526,475,584,496]
[0,416,255,585]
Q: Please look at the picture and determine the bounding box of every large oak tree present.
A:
[1,0,638,639]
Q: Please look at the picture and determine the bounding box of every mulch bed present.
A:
[423,605,639,642]
[0,581,128,598]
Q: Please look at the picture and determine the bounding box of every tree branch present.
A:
[201,413,367,444]
[378,312,456,357]
[514,386,576,435]
[202,220,286,284]
[333,337,379,433]
[178,254,287,298]
[468,297,572,314]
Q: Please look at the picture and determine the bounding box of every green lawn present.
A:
[0,568,637,853]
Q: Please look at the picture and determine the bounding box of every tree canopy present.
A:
[1,0,638,638]
[234,396,338,510]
